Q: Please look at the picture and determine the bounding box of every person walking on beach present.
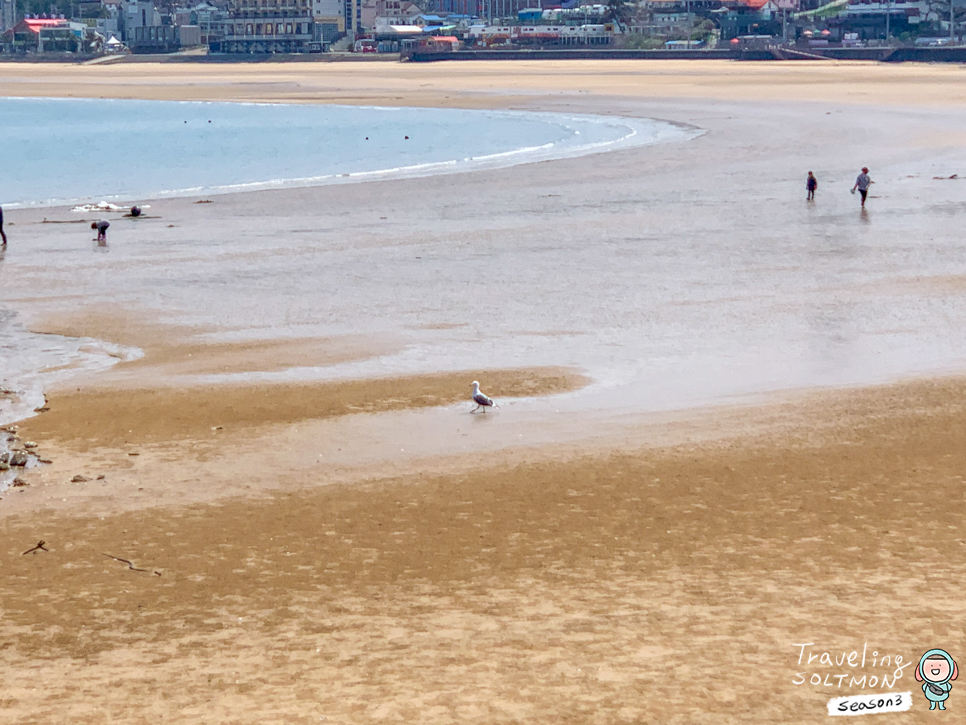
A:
[91,219,110,243]
[852,167,872,208]
[806,171,818,201]
[1,205,7,246]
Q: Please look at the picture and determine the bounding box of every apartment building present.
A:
[313,0,345,40]
[221,0,318,51]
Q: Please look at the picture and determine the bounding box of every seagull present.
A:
[470,381,495,413]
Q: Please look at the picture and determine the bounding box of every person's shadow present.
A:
[860,208,870,224]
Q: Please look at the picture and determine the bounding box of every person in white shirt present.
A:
[852,167,872,207]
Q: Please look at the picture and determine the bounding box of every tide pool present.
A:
[0,98,694,208]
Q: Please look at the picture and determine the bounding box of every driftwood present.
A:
[22,540,49,555]
[103,553,161,576]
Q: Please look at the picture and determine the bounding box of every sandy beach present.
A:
[3,60,966,723]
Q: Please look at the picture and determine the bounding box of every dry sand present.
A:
[4,375,966,724]
[2,61,966,723]
[4,59,966,108]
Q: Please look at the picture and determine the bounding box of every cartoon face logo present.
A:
[916,649,958,711]
[924,658,953,683]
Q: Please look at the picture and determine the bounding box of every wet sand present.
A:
[2,61,966,722]
[16,365,584,449]
[4,376,966,724]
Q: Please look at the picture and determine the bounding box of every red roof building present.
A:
[2,17,82,52]
[3,17,66,35]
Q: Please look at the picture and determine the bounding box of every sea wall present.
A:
[405,46,963,63]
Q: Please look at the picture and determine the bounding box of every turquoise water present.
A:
[0,98,689,207]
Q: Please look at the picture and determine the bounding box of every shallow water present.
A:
[4,96,966,448]
[0,99,694,478]
[0,313,138,427]
[0,98,693,208]
[0,100,693,492]
[0,265,140,490]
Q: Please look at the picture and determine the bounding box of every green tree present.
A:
[604,0,633,31]
[19,0,78,19]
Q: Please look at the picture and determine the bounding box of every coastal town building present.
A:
[468,20,618,44]
[425,0,481,14]
[362,0,421,28]
[1,0,16,32]
[344,0,362,33]
[132,23,202,51]
[118,0,161,41]
[1,16,93,52]
[839,0,927,35]
[479,0,532,18]
[95,0,223,51]
[219,0,319,52]
[174,3,226,46]
[87,0,122,42]
[313,0,346,38]
[0,0,963,54]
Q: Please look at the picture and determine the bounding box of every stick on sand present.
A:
[103,553,162,576]
[22,540,49,555]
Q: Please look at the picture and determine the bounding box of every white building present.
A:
[366,0,421,27]
[314,0,346,36]
[119,0,161,42]
[843,0,927,25]
[222,0,318,53]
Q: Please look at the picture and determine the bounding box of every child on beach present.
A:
[91,219,110,243]
[806,172,817,201]
[1,205,7,245]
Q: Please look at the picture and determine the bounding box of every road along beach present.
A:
[2,61,966,723]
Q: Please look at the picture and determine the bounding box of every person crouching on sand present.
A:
[806,171,817,201]
[852,167,872,207]
[91,219,110,243]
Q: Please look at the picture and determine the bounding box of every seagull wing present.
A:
[473,392,494,407]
